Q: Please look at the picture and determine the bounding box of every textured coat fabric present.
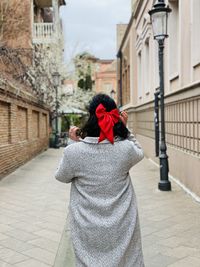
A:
[55,134,145,267]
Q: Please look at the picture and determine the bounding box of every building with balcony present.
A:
[32,0,66,44]
[0,0,66,177]
[117,0,200,198]
[0,0,65,49]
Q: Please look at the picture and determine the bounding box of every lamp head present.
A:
[148,0,171,41]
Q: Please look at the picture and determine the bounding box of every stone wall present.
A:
[0,81,49,177]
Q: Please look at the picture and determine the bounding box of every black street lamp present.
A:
[117,50,123,107]
[149,0,172,191]
[110,89,116,100]
[52,72,61,149]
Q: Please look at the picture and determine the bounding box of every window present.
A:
[169,0,179,78]
[41,113,48,137]
[144,38,150,93]
[137,51,142,98]
[17,107,28,142]
[103,83,112,93]
[153,41,159,89]
[192,0,200,66]
[32,111,39,139]
[0,102,10,145]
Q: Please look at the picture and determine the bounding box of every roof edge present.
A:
[116,0,144,57]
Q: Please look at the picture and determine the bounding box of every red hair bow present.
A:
[95,103,120,144]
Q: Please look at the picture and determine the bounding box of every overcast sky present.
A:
[60,0,131,63]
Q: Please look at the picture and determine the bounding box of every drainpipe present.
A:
[117,50,123,107]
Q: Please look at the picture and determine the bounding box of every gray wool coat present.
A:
[55,134,145,267]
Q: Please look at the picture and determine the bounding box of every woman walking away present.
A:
[55,93,145,267]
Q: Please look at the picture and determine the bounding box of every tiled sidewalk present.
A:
[0,149,68,267]
[0,149,200,267]
[132,159,200,267]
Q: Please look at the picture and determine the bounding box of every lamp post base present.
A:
[158,180,171,191]
[54,133,60,149]
[159,150,171,191]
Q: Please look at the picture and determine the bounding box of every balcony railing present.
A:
[33,23,55,44]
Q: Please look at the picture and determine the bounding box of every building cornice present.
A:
[121,81,200,112]
[0,79,50,111]
[117,0,146,56]
[133,0,145,18]
[117,14,134,57]
[97,59,114,63]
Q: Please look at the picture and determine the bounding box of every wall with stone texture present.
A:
[1,0,32,49]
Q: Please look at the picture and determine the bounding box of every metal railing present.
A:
[33,23,54,43]
[136,96,200,157]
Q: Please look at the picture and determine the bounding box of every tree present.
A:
[59,52,97,114]
[74,52,98,91]
[85,75,93,90]
[77,78,85,90]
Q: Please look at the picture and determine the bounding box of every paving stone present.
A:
[146,253,178,267]
[22,247,55,265]
[28,237,59,253]
[0,248,29,264]
[158,235,199,249]
[0,149,199,266]
[8,221,42,233]
[163,246,200,259]
[0,238,35,252]
[4,229,39,242]
[143,244,172,260]
[129,159,200,265]
[0,234,9,241]
[14,259,50,267]
[0,216,19,225]
[167,256,200,267]
[0,224,14,233]
[33,229,62,242]
[0,260,13,267]
[0,209,20,219]
[35,221,65,233]
[140,225,159,237]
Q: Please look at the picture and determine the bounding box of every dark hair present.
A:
[80,93,129,139]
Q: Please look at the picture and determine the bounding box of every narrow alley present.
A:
[0,149,200,267]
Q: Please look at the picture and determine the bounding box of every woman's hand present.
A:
[120,111,128,126]
[69,126,80,142]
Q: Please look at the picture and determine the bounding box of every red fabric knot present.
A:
[95,103,120,144]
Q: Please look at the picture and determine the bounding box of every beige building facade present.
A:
[117,0,200,197]
[94,60,117,102]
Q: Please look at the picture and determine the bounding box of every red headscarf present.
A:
[95,103,120,144]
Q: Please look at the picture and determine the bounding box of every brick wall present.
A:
[2,0,32,49]
[0,102,10,144]
[0,84,49,178]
